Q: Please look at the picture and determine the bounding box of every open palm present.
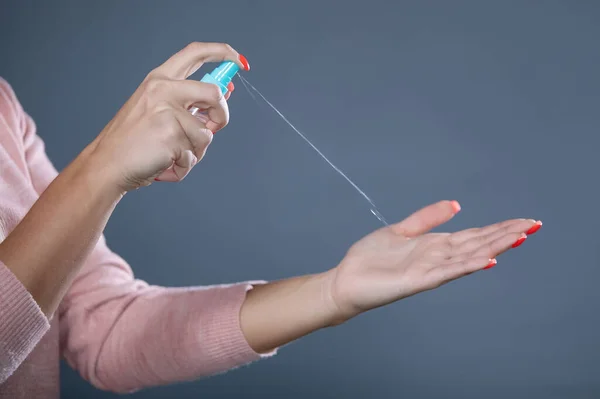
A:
[326,200,542,321]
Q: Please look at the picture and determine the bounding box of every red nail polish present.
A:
[154,178,160,181]
[227,81,235,92]
[239,54,250,71]
[526,221,542,235]
[484,259,497,270]
[512,235,527,248]
[450,200,461,213]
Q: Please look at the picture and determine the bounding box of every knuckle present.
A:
[193,130,213,160]
[204,83,223,103]
[143,77,170,97]
[144,70,158,82]
[220,109,230,126]
[197,128,213,146]
[209,83,223,101]
[220,43,234,53]
[186,41,204,52]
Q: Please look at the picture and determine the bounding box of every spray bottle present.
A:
[189,61,240,117]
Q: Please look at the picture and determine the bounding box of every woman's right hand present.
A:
[87,42,249,192]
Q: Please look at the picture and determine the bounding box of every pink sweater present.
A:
[0,78,272,398]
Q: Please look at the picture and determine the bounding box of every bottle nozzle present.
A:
[200,61,240,95]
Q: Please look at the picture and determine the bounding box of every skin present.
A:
[0,42,541,356]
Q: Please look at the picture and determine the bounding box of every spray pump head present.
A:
[200,61,239,95]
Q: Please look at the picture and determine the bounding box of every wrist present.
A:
[70,142,127,200]
[240,271,348,353]
[318,268,356,327]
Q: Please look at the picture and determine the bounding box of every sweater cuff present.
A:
[186,281,276,375]
[0,262,50,380]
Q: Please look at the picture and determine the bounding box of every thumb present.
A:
[390,200,461,237]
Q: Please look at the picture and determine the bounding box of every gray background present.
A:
[1,0,598,398]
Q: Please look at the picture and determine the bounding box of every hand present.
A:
[324,200,542,323]
[86,42,248,191]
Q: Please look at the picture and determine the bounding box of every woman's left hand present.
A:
[323,200,542,323]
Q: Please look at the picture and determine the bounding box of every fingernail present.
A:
[526,221,542,235]
[154,178,160,181]
[227,81,235,92]
[484,259,497,270]
[450,200,461,213]
[512,234,527,248]
[239,54,250,71]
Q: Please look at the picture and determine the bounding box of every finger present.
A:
[169,80,226,109]
[390,200,461,237]
[154,127,198,182]
[188,107,228,134]
[154,109,211,183]
[155,150,196,182]
[436,257,498,283]
[450,232,527,263]
[155,166,176,182]
[452,219,538,255]
[224,81,235,101]
[172,149,197,180]
[475,232,528,258]
[174,108,213,161]
[153,42,247,80]
[167,80,230,132]
[449,218,538,246]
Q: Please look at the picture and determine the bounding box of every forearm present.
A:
[240,271,341,353]
[0,146,123,316]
